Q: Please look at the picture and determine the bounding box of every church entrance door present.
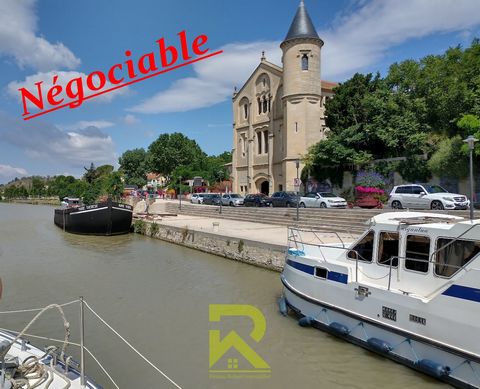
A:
[260,181,269,195]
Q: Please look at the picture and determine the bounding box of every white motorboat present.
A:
[280,212,480,388]
[0,279,182,389]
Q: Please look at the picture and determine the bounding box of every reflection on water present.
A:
[60,231,135,253]
[0,204,445,389]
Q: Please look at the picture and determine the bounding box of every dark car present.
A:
[203,193,222,205]
[243,193,272,207]
[269,191,300,207]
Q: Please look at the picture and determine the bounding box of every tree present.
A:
[307,40,480,185]
[147,133,206,178]
[83,163,98,184]
[104,171,124,200]
[118,148,148,187]
[30,177,46,197]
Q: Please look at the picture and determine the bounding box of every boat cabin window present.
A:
[377,232,399,267]
[435,238,480,278]
[348,231,374,262]
[405,235,430,273]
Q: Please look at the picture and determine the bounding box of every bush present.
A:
[133,219,146,234]
[355,171,387,189]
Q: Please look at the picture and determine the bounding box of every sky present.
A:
[0,0,480,184]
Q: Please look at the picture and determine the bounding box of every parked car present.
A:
[191,193,207,204]
[269,191,300,207]
[203,193,222,205]
[221,193,244,206]
[243,193,272,207]
[388,184,469,210]
[299,192,348,208]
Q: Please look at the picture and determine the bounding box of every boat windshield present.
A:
[319,193,336,198]
[424,185,448,194]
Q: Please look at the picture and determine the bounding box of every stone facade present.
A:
[231,1,336,195]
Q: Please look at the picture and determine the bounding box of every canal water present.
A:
[0,204,446,389]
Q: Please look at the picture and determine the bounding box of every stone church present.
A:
[231,0,336,195]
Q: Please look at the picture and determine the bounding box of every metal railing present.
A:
[286,226,480,295]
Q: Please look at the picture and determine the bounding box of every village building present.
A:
[231,0,337,195]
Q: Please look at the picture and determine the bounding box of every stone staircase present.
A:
[153,202,469,234]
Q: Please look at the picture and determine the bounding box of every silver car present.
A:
[190,193,207,204]
[299,192,348,208]
[221,193,244,206]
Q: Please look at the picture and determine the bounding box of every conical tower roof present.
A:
[283,0,322,44]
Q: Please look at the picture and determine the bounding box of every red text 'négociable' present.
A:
[19,30,223,120]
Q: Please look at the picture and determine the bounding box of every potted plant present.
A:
[353,171,386,209]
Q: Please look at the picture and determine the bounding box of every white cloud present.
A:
[0,113,117,167]
[0,0,80,71]
[320,0,480,79]
[0,164,28,178]
[8,71,128,113]
[122,114,140,125]
[128,41,281,113]
[62,120,115,131]
[127,0,480,114]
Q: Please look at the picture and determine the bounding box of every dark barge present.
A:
[54,198,133,235]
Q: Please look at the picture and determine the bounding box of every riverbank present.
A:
[1,198,60,205]
[132,213,358,272]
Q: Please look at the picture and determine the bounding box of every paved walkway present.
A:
[149,214,358,248]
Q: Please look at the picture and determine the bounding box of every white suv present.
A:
[388,184,469,210]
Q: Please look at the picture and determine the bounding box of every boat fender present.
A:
[329,322,350,336]
[278,296,288,316]
[298,316,314,327]
[367,337,392,353]
[288,248,305,256]
[416,359,451,377]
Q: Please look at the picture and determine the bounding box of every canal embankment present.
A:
[131,199,360,271]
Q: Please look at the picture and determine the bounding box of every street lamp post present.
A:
[463,135,478,220]
[179,176,182,210]
[218,170,224,215]
[295,159,300,222]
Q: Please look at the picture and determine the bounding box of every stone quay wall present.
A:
[133,219,285,272]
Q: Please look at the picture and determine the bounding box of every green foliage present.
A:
[83,163,98,184]
[238,239,244,253]
[133,219,146,234]
[104,171,124,200]
[118,148,148,187]
[147,133,206,177]
[307,39,480,184]
[428,136,469,178]
[150,222,159,237]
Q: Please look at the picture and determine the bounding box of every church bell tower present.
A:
[280,0,324,190]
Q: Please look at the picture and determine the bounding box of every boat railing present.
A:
[287,227,480,295]
[0,298,183,389]
[288,227,358,250]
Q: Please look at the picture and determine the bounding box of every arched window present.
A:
[268,97,271,113]
[263,130,269,154]
[263,99,268,113]
[301,54,309,70]
[244,103,248,119]
[258,98,261,114]
[257,132,262,154]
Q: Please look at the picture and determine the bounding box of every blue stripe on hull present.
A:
[286,259,348,284]
[442,284,480,302]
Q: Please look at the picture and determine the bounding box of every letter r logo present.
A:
[209,304,270,376]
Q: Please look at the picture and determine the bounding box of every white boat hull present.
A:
[282,273,480,389]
